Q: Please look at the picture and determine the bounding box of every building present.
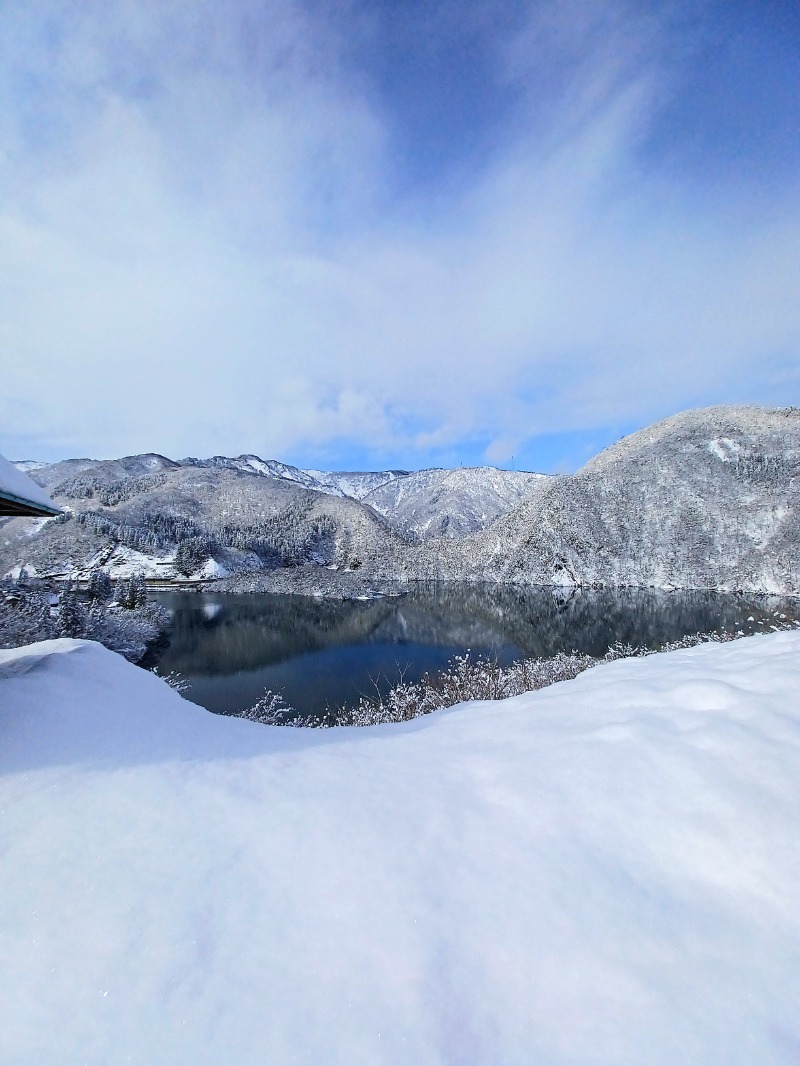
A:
[0,453,60,518]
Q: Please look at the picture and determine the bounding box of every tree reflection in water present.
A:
[147,584,799,719]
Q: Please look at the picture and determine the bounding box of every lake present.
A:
[146,583,799,720]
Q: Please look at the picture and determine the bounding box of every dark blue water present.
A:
[146,583,798,719]
[147,584,797,724]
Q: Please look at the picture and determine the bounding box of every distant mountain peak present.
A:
[12,460,49,472]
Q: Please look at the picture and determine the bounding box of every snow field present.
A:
[1,633,800,1064]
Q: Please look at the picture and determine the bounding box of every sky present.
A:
[1,0,799,473]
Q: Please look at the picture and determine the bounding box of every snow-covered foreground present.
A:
[2,635,800,1065]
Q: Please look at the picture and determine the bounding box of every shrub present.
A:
[334,650,598,727]
[235,620,800,729]
[150,667,191,695]
[236,690,296,725]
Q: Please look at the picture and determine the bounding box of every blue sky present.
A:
[1,0,798,472]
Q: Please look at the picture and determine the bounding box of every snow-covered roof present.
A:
[0,453,59,517]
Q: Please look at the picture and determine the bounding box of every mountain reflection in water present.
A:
[148,584,798,719]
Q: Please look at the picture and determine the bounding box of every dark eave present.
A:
[0,489,61,519]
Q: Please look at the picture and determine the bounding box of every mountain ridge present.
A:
[6,405,800,595]
[395,405,800,594]
[2,453,544,585]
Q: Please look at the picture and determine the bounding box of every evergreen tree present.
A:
[98,569,113,601]
[114,577,132,608]
[114,574,148,609]
[56,592,86,638]
[174,538,209,576]
[130,573,148,607]
[87,569,112,602]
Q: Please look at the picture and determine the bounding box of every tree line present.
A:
[71,501,337,574]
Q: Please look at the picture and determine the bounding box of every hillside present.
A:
[4,406,800,594]
[0,463,405,582]
[361,466,546,540]
[181,456,409,499]
[0,454,541,584]
[408,406,800,594]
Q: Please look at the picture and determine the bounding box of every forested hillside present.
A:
[4,406,800,595]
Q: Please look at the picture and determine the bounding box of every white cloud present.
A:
[1,0,798,467]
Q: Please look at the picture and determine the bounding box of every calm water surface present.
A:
[146,583,798,719]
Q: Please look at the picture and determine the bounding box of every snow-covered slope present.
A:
[2,454,541,580]
[0,463,404,581]
[12,460,49,472]
[2,632,800,1064]
[304,468,410,499]
[21,453,181,493]
[181,459,416,501]
[181,454,330,492]
[417,405,800,593]
[363,466,547,540]
[20,452,533,524]
[9,405,800,593]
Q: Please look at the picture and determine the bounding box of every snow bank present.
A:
[196,557,228,579]
[2,635,800,1065]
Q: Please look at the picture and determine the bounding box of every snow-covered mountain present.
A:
[405,405,800,594]
[180,455,330,493]
[21,454,404,498]
[0,461,405,581]
[362,466,546,540]
[178,458,417,501]
[18,454,529,517]
[26,453,181,491]
[172,456,409,499]
[12,459,49,472]
[303,469,409,500]
[7,405,800,593]
[3,453,542,581]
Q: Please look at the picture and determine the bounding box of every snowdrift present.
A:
[2,635,800,1064]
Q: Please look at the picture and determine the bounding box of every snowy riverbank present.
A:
[2,634,800,1064]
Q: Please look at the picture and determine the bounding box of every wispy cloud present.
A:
[1,0,798,469]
